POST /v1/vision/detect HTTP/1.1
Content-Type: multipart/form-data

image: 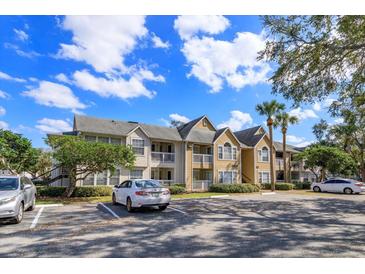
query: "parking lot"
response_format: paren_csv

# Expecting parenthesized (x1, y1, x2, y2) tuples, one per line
(1, 192, 365, 257)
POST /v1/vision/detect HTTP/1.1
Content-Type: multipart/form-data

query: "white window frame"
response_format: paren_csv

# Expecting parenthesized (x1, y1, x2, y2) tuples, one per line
(218, 170, 238, 184)
(97, 136, 110, 143)
(218, 142, 238, 160)
(258, 147, 269, 162)
(129, 169, 143, 179)
(258, 171, 270, 184)
(131, 138, 145, 156)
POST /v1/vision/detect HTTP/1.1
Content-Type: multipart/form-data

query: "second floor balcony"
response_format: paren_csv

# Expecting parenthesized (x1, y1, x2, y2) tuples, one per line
(193, 153, 213, 164)
(151, 152, 175, 163)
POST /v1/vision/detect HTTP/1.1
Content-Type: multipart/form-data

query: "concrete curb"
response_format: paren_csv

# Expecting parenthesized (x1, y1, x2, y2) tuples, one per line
(36, 204, 63, 208)
(210, 195, 230, 198)
(261, 192, 276, 195)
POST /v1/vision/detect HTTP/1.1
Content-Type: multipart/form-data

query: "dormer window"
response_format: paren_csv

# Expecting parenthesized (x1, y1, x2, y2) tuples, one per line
(203, 119, 207, 127)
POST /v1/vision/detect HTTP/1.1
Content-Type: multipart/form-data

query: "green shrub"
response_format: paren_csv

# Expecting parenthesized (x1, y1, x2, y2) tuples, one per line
(262, 183, 294, 190)
(208, 183, 260, 193)
(293, 181, 311, 190)
(169, 185, 186, 194)
(36, 186, 113, 197)
(37, 186, 65, 197)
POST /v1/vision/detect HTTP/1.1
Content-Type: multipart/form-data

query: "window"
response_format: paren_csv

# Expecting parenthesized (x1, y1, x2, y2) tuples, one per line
(96, 171, 108, 185)
(130, 169, 143, 179)
(218, 171, 237, 184)
(259, 147, 269, 162)
(219, 143, 237, 160)
(132, 139, 144, 155)
(259, 171, 270, 184)
(218, 146, 223, 159)
(109, 169, 121, 185)
(110, 138, 121, 145)
(151, 144, 156, 152)
(98, 137, 109, 143)
(203, 119, 207, 127)
(83, 173, 95, 185)
(85, 135, 96, 142)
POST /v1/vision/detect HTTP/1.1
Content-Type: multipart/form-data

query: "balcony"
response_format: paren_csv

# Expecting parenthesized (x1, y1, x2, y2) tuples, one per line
(193, 154, 213, 164)
(151, 152, 175, 163)
(192, 180, 212, 191)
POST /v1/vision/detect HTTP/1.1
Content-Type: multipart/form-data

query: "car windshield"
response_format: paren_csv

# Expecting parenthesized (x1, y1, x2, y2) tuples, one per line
(135, 180, 162, 188)
(0, 178, 19, 191)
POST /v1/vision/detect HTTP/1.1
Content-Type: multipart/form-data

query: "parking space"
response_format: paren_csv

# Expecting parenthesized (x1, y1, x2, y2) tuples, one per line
(1, 192, 365, 257)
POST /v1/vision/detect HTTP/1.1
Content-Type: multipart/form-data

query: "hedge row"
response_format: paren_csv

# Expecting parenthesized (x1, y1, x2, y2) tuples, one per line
(168, 185, 186, 194)
(37, 186, 113, 197)
(262, 183, 294, 190)
(292, 181, 311, 190)
(209, 183, 260, 193)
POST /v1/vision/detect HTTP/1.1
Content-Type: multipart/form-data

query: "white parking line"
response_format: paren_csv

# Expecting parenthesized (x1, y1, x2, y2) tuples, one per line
(98, 203, 120, 219)
(168, 206, 187, 215)
(36, 204, 63, 208)
(30, 206, 44, 229)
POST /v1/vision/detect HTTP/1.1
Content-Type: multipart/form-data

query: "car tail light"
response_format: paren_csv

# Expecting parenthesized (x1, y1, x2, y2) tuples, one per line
(355, 183, 364, 186)
(135, 191, 148, 196)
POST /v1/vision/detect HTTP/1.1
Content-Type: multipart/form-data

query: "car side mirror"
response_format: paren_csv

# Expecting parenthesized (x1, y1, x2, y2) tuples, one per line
(114, 185, 119, 188)
(24, 184, 32, 190)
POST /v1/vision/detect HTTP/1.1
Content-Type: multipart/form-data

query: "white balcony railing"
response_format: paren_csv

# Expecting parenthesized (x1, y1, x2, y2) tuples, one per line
(151, 152, 175, 163)
(276, 158, 284, 166)
(193, 154, 213, 164)
(192, 180, 212, 191)
(156, 179, 175, 186)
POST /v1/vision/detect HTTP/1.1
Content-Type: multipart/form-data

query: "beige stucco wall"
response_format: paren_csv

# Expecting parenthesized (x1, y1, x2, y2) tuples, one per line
(213, 130, 241, 184)
(195, 117, 215, 131)
(254, 135, 275, 183)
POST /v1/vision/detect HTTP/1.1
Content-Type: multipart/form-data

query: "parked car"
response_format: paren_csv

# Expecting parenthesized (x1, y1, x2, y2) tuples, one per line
(112, 179, 170, 212)
(0, 176, 37, 223)
(311, 178, 365, 194)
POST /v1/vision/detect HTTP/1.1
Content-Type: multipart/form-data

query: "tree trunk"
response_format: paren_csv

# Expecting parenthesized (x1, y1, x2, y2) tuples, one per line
(64, 169, 77, 198)
(320, 168, 326, 182)
(282, 128, 287, 184)
(268, 118, 275, 191)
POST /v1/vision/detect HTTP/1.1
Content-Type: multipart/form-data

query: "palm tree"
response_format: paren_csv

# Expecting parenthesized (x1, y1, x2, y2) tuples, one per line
(274, 112, 299, 184)
(256, 100, 285, 191)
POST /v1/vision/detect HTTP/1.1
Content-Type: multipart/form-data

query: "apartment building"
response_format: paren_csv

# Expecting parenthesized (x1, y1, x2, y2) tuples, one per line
(50, 114, 314, 191)
(51, 115, 243, 192)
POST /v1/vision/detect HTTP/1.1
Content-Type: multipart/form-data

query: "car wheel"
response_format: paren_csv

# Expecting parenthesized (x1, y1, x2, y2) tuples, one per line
(344, 187, 353, 194)
(27, 196, 36, 211)
(158, 205, 167, 211)
(313, 186, 321, 192)
(112, 193, 117, 205)
(126, 197, 134, 212)
(14, 203, 24, 224)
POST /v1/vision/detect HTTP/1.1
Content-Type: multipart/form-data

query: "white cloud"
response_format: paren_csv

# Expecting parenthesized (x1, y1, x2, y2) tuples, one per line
(57, 16, 147, 73)
(169, 113, 190, 124)
(151, 34, 170, 49)
(55, 73, 72, 84)
(22, 81, 87, 112)
(4, 43, 40, 59)
(0, 90, 10, 99)
(289, 107, 318, 121)
(312, 102, 321, 111)
(174, 15, 230, 40)
(0, 106, 6, 116)
(217, 110, 253, 131)
(36, 118, 72, 133)
(175, 16, 270, 93)
(286, 135, 305, 144)
(0, 121, 9, 129)
(295, 140, 314, 148)
(13, 28, 29, 41)
(323, 98, 336, 108)
(0, 70, 26, 83)
(72, 70, 159, 100)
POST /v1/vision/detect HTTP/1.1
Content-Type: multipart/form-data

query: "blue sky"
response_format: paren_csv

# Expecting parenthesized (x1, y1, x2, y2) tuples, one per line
(0, 15, 338, 148)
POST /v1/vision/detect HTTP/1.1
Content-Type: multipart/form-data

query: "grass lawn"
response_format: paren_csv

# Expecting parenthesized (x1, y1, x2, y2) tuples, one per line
(36, 191, 266, 205)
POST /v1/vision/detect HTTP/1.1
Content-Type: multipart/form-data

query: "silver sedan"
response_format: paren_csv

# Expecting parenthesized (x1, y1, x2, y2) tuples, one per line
(0, 176, 37, 223)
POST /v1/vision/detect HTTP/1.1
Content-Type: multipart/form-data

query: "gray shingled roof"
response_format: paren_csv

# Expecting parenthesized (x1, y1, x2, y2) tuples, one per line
(177, 115, 205, 140)
(185, 128, 216, 143)
(234, 126, 265, 147)
(274, 141, 300, 153)
(74, 115, 181, 141)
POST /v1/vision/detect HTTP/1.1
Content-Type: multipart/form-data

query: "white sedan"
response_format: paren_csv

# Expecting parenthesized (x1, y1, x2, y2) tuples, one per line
(311, 178, 365, 194)
(112, 179, 170, 212)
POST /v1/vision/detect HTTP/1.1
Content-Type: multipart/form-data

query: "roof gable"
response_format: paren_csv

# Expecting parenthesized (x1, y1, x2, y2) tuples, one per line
(177, 115, 216, 140)
(234, 126, 266, 147)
